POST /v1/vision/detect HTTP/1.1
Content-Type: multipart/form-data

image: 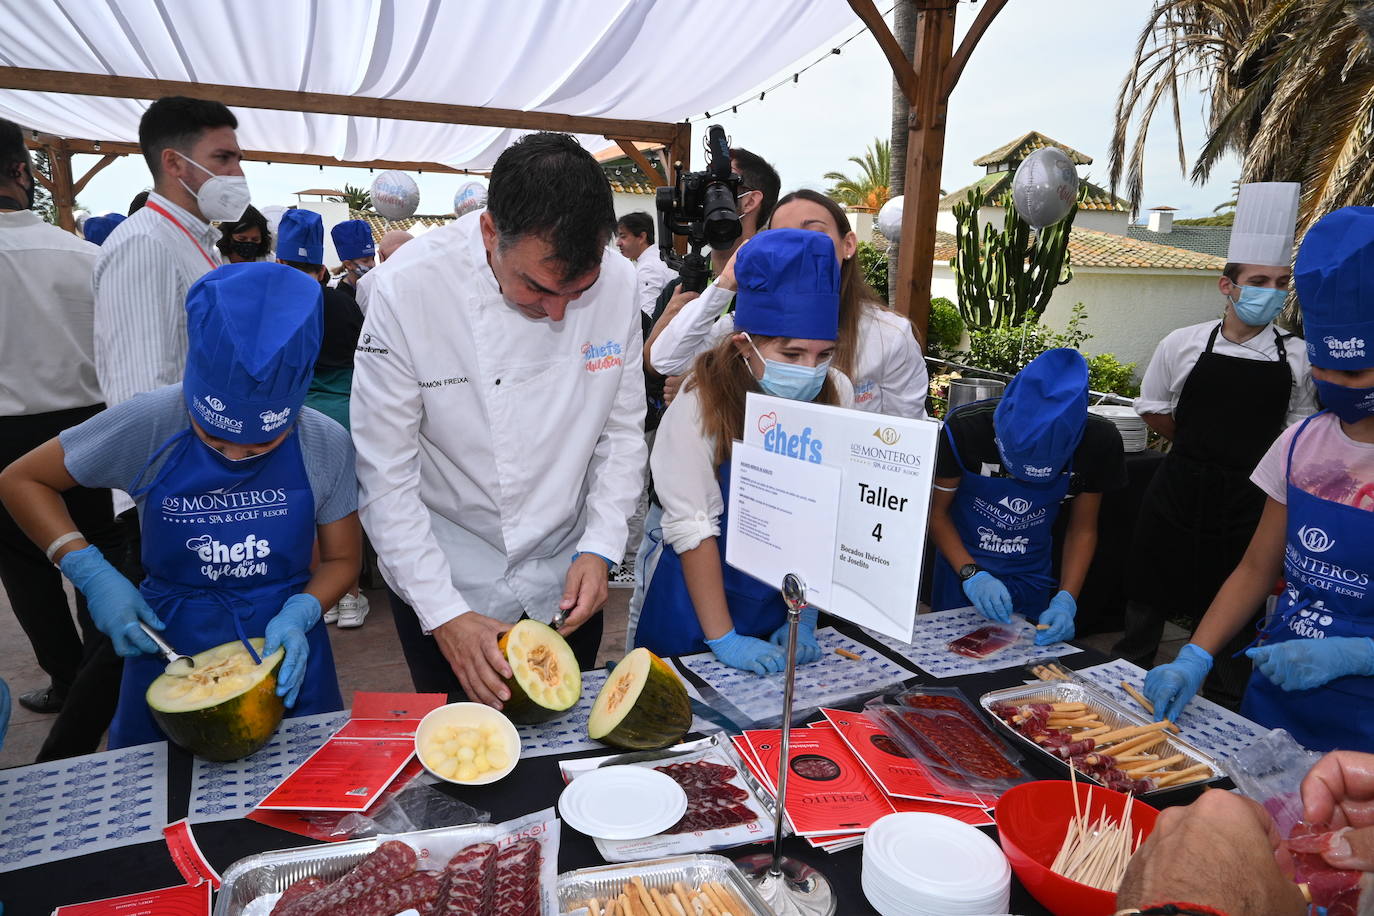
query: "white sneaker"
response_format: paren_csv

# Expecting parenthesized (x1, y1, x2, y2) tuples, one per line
(336, 592, 370, 628)
(323, 602, 340, 624)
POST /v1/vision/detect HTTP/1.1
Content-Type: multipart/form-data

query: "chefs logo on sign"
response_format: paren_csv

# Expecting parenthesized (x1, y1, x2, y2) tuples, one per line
(976, 526, 1029, 554)
(186, 533, 271, 580)
(757, 412, 823, 463)
(582, 340, 622, 373)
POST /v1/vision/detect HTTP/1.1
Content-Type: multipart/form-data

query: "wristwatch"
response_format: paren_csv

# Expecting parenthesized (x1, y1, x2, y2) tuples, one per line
(958, 563, 982, 581)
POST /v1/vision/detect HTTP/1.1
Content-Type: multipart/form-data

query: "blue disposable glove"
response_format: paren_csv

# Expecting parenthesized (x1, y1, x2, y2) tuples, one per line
(1246, 637, 1374, 692)
(264, 593, 321, 708)
(1143, 643, 1213, 723)
(706, 629, 786, 675)
(963, 570, 1013, 623)
(60, 545, 163, 657)
(0, 678, 10, 751)
(1035, 591, 1076, 645)
(769, 607, 822, 664)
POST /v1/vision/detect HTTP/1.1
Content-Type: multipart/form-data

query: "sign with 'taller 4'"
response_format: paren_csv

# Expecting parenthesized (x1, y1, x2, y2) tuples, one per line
(737, 392, 940, 642)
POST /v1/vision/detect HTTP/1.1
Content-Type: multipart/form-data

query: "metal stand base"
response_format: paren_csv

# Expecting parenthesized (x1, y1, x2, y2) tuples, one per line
(736, 853, 836, 916)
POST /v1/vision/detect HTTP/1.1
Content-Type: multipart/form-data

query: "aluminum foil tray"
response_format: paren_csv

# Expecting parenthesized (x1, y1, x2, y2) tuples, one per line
(558, 854, 771, 915)
(978, 681, 1224, 796)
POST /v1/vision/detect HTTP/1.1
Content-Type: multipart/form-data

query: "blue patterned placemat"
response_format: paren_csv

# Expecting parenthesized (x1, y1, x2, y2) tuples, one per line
(860, 606, 1081, 678)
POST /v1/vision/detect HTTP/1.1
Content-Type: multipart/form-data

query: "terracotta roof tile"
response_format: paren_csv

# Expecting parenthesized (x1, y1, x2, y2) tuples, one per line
(351, 210, 455, 240)
(932, 226, 1226, 272)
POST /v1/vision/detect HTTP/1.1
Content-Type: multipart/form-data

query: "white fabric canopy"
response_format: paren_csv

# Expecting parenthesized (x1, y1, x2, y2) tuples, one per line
(0, 0, 855, 168)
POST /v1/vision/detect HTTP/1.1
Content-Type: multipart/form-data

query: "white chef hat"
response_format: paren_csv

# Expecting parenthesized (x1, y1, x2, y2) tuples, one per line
(1227, 182, 1300, 267)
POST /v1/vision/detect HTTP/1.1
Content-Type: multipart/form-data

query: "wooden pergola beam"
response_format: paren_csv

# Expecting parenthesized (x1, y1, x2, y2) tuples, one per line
(848, 0, 919, 106)
(71, 153, 117, 196)
(943, 0, 1010, 98)
(613, 139, 667, 187)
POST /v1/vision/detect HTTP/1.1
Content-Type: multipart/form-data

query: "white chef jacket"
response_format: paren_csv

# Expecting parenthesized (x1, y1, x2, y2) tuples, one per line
(632, 245, 676, 318)
(1134, 318, 1317, 427)
(649, 281, 929, 419)
(351, 212, 648, 632)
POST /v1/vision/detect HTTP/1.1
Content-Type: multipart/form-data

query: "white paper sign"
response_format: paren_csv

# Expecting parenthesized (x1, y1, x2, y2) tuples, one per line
(742, 392, 940, 640)
(725, 440, 842, 609)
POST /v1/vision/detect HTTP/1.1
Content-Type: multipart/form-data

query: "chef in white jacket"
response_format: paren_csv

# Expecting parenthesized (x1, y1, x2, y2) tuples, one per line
(351, 133, 646, 708)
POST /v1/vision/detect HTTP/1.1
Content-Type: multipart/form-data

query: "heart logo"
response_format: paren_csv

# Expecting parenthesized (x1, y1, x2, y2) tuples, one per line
(757, 412, 777, 434)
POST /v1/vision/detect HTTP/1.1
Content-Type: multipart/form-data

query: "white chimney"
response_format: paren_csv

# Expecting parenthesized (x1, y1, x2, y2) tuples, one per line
(1147, 206, 1175, 233)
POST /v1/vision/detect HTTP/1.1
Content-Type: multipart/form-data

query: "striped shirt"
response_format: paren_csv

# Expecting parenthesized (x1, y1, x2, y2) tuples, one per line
(91, 191, 222, 407)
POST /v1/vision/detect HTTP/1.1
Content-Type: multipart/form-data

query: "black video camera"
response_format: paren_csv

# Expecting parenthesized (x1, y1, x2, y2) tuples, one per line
(656, 124, 742, 293)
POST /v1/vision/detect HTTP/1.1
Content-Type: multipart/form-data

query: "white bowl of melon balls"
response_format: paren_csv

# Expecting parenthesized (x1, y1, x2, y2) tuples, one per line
(415, 702, 521, 785)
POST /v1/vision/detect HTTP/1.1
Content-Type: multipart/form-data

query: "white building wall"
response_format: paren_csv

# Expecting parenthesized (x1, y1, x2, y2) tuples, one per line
(613, 192, 656, 222)
(936, 205, 1129, 237)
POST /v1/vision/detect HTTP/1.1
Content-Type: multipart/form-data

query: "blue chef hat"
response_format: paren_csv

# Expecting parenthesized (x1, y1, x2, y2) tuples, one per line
(1295, 206, 1374, 370)
(733, 228, 840, 341)
(993, 347, 1089, 484)
(182, 262, 323, 444)
(83, 213, 125, 246)
(276, 209, 324, 265)
(331, 219, 375, 261)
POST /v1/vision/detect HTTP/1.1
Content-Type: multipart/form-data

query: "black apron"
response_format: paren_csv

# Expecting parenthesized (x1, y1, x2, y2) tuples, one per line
(1129, 323, 1293, 616)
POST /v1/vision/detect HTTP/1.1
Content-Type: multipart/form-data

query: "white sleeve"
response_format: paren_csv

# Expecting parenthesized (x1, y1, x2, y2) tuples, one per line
(649, 281, 735, 376)
(874, 311, 929, 419)
(652, 389, 723, 553)
(1288, 347, 1318, 425)
(92, 236, 185, 406)
(576, 289, 650, 563)
(634, 261, 662, 318)
(355, 273, 373, 315)
(350, 289, 471, 632)
(1134, 330, 1184, 417)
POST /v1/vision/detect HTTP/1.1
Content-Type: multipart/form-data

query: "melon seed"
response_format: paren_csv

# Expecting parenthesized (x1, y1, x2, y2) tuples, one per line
(527, 645, 561, 687)
(607, 674, 631, 712)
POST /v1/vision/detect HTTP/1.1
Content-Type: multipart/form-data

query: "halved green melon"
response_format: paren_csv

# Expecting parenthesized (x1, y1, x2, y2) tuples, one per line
(146, 638, 285, 761)
(497, 620, 582, 724)
(588, 648, 692, 750)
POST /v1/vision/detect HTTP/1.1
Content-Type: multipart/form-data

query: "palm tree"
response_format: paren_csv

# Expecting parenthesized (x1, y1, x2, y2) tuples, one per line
(332, 183, 374, 212)
(1109, 1, 1374, 236)
(825, 138, 892, 212)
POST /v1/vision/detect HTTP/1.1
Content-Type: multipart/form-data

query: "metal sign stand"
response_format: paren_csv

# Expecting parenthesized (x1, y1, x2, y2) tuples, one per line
(735, 573, 836, 916)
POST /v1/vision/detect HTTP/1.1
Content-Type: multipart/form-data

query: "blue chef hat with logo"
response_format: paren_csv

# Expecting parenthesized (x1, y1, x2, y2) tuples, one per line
(1295, 206, 1374, 370)
(993, 347, 1089, 484)
(183, 262, 323, 444)
(331, 219, 376, 261)
(276, 209, 324, 265)
(733, 228, 840, 341)
(83, 213, 125, 246)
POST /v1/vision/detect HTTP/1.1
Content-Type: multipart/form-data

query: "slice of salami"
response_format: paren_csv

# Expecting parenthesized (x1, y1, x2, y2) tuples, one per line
(271, 877, 326, 915)
(278, 840, 417, 916)
(329, 871, 440, 916)
(491, 839, 541, 916)
(438, 842, 497, 916)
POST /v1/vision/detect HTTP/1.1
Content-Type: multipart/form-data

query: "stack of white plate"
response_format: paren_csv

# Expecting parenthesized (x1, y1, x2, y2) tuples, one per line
(1090, 404, 1149, 452)
(861, 813, 1011, 916)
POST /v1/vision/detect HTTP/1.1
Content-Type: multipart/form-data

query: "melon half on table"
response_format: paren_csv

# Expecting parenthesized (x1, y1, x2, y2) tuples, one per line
(145, 637, 285, 761)
(588, 648, 693, 750)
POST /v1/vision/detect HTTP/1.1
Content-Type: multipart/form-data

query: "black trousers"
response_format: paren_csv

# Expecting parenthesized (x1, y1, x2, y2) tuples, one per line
(387, 586, 604, 698)
(1112, 598, 1260, 712)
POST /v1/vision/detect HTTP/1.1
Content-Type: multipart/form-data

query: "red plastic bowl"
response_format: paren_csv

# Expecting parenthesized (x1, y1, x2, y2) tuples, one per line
(995, 780, 1160, 916)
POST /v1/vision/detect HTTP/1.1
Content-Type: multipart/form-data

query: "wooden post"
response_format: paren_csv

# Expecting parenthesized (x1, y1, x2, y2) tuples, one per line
(44, 144, 76, 232)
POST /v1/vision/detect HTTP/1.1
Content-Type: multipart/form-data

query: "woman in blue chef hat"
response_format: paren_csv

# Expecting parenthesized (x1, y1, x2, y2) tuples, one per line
(0, 262, 357, 748)
(1145, 207, 1374, 750)
(928, 348, 1127, 643)
(631, 229, 852, 674)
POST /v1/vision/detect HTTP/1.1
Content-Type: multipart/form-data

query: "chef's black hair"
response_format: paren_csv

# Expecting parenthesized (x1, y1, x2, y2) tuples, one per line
(487, 132, 613, 282)
(216, 205, 273, 259)
(617, 212, 655, 244)
(730, 147, 780, 229)
(139, 96, 238, 178)
(0, 117, 31, 186)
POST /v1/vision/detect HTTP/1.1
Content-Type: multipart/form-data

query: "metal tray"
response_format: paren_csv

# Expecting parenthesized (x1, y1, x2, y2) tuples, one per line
(558, 854, 771, 915)
(978, 681, 1224, 796)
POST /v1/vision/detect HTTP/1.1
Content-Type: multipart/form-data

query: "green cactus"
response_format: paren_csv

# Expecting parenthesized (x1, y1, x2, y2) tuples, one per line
(951, 184, 1080, 330)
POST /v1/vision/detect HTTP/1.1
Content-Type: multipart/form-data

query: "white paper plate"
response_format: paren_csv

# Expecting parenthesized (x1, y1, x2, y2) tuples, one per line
(558, 766, 689, 840)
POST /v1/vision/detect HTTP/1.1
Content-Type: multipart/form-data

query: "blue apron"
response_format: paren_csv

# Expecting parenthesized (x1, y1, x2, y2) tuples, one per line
(1242, 412, 1374, 752)
(931, 413, 1072, 620)
(109, 426, 342, 748)
(634, 461, 786, 657)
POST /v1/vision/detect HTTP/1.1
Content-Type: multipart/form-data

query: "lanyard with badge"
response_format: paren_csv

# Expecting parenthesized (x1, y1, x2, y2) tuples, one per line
(145, 201, 218, 269)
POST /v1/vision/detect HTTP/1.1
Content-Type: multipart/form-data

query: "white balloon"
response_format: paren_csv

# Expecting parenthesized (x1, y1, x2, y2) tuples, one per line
(453, 180, 488, 217)
(876, 195, 904, 241)
(372, 170, 420, 220)
(1011, 147, 1078, 229)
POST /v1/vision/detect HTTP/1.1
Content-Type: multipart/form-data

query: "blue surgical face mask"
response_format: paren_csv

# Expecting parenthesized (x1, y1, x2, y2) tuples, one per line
(1315, 378, 1374, 424)
(1230, 285, 1288, 326)
(744, 336, 830, 402)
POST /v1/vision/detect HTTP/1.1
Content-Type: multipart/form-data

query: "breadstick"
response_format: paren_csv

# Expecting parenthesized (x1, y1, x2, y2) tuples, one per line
(1155, 763, 1213, 787)
(1094, 721, 1172, 745)
(588, 898, 601, 916)
(693, 892, 721, 916)
(651, 887, 675, 916)
(605, 898, 618, 916)
(623, 888, 648, 916)
(703, 882, 735, 916)
(1123, 754, 1185, 775)
(1098, 732, 1164, 759)
(633, 877, 664, 916)
(710, 882, 749, 916)
(664, 889, 689, 916)
(1051, 702, 1087, 711)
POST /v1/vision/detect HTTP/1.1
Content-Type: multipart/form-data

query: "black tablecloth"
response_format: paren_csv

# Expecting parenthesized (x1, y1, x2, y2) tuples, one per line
(0, 637, 1213, 915)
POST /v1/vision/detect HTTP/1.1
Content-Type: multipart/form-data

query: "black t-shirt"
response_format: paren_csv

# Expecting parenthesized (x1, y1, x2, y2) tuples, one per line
(316, 284, 365, 370)
(935, 401, 1128, 496)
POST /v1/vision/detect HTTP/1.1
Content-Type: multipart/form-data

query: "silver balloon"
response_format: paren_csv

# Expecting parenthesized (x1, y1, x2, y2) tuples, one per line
(1011, 147, 1078, 230)
(372, 170, 420, 220)
(453, 180, 488, 217)
(875, 195, 904, 241)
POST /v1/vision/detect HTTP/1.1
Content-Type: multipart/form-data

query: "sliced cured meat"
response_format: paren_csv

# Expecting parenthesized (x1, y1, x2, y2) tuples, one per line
(902, 694, 971, 712)
(654, 760, 760, 834)
(1289, 822, 1369, 916)
(330, 871, 440, 916)
(906, 712, 1021, 780)
(271, 877, 325, 915)
(790, 754, 841, 781)
(277, 840, 417, 916)
(492, 839, 541, 916)
(947, 624, 1021, 659)
(435, 842, 497, 916)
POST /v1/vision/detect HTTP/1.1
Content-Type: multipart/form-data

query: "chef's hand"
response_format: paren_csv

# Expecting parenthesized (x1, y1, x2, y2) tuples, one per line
(963, 571, 1012, 623)
(1143, 642, 1213, 723)
(433, 612, 513, 709)
(663, 374, 684, 406)
(60, 545, 163, 657)
(558, 553, 609, 636)
(264, 594, 320, 708)
(1246, 637, 1374, 692)
(1035, 591, 1077, 645)
(769, 606, 822, 664)
(1304, 750, 1374, 831)
(707, 630, 786, 675)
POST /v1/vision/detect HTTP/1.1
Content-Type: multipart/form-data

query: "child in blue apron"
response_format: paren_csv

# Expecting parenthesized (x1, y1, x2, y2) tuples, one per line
(1145, 207, 1374, 750)
(929, 348, 1123, 647)
(0, 262, 359, 749)
(632, 229, 847, 674)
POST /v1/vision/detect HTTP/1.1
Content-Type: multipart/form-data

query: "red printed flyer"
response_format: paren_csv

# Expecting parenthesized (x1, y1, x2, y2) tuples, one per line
(163, 819, 220, 889)
(819, 708, 986, 808)
(256, 737, 415, 812)
(52, 881, 210, 915)
(744, 727, 895, 837)
(332, 691, 447, 738)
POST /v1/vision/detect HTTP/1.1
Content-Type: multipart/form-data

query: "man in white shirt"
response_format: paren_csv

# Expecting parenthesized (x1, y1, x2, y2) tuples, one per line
(352, 133, 646, 707)
(0, 118, 123, 756)
(616, 212, 675, 319)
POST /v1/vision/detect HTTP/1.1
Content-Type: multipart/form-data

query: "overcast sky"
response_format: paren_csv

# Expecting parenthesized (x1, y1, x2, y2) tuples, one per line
(69, 1, 1238, 222)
